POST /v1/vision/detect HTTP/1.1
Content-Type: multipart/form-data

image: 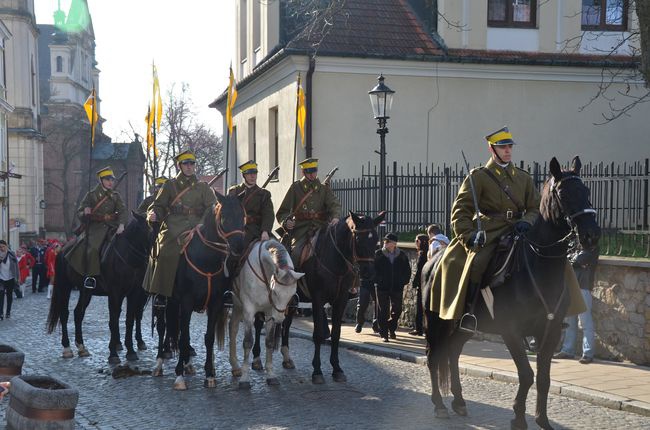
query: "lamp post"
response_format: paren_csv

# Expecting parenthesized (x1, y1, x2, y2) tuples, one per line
(368, 74, 394, 225)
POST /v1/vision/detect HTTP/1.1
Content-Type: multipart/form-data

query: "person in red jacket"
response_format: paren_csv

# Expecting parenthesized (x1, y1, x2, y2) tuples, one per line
(45, 241, 61, 299)
(17, 246, 34, 287)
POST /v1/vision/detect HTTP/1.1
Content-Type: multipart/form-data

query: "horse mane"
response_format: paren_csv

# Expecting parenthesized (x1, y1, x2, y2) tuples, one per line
(263, 240, 292, 270)
(539, 171, 575, 224)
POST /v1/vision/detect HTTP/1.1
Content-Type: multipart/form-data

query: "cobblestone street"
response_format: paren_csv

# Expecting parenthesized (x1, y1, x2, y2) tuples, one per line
(1, 291, 649, 429)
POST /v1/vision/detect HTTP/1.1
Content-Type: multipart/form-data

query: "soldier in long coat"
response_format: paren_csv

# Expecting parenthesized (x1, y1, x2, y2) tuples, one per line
(143, 151, 216, 308)
(66, 167, 127, 279)
(227, 160, 274, 245)
(431, 127, 540, 322)
(276, 158, 341, 267)
(136, 176, 167, 217)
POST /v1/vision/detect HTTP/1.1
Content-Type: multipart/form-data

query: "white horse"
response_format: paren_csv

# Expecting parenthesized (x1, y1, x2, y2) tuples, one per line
(228, 240, 304, 388)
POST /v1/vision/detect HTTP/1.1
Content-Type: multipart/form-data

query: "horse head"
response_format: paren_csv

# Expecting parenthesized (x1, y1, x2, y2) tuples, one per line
(129, 210, 154, 249)
(213, 192, 246, 257)
(346, 210, 385, 279)
(546, 156, 601, 249)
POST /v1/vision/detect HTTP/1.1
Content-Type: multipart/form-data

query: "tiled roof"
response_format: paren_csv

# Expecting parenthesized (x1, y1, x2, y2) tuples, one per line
(285, 0, 444, 58)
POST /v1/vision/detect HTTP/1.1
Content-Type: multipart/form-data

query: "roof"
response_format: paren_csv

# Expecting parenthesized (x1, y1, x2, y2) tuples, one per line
(445, 49, 638, 68)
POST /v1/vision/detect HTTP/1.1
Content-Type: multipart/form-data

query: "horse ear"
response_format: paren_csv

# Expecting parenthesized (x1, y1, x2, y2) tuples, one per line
(349, 211, 362, 226)
(373, 211, 386, 227)
(549, 157, 562, 181)
(289, 270, 305, 281)
(571, 156, 582, 175)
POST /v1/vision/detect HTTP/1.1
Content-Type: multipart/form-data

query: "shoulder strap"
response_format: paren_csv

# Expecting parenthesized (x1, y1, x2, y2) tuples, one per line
(482, 168, 524, 212)
(170, 181, 195, 207)
(242, 186, 261, 207)
(91, 193, 110, 214)
(293, 185, 316, 214)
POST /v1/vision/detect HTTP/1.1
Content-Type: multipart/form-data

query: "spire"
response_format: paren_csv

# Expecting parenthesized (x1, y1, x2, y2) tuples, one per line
(64, 0, 91, 33)
(53, 0, 66, 28)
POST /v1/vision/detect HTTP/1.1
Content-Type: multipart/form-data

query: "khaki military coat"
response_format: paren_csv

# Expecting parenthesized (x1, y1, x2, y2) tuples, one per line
(143, 173, 216, 297)
(227, 183, 274, 244)
(66, 184, 127, 276)
(431, 158, 540, 320)
(276, 177, 341, 244)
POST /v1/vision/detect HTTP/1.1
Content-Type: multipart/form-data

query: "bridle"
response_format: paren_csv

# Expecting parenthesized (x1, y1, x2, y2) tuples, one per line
(246, 241, 295, 313)
(181, 202, 245, 311)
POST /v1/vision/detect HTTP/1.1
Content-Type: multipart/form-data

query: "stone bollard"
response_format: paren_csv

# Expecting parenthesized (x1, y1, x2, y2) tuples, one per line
(0, 344, 24, 382)
(6, 375, 79, 430)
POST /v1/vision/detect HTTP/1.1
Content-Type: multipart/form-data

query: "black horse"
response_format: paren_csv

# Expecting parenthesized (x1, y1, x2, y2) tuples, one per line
(423, 156, 600, 430)
(152, 194, 245, 390)
(46, 211, 154, 363)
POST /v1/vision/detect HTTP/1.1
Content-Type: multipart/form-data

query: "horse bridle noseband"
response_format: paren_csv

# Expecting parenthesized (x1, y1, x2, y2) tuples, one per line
(245, 240, 295, 314)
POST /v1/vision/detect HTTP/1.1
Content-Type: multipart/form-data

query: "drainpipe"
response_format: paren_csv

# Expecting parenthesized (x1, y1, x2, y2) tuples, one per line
(305, 56, 315, 157)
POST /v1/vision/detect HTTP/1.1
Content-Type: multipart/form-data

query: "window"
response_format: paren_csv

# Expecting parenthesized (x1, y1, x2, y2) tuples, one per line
(488, 0, 536, 28)
(248, 117, 256, 161)
(239, 0, 248, 65)
(269, 107, 278, 173)
(582, 0, 627, 31)
(56, 56, 63, 73)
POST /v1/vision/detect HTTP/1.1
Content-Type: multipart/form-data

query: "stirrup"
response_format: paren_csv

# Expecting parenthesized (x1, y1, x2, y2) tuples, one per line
(153, 295, 167, 309)
(458, 312, 477, 335)
(83, 277, 96, 289)
(223, 290, 234, 308)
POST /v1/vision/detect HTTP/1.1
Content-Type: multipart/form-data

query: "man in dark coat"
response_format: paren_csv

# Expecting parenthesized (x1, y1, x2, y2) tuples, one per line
(374, 232, 412, 342)
(29, 239, 48, 293)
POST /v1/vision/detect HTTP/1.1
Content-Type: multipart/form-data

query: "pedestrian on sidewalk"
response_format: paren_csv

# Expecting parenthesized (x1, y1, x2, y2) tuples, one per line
(426, 224, 449, 260)
(355, 277, 379, 334)
(0, 240, 20, 320)
(409, 233, 429, 336)
(17, 245, 33, 297)
(374, 233, 411, 342)
(29, 239, 48, 293)
(45, 241, 62, 299)
(554, 242, 599, 364)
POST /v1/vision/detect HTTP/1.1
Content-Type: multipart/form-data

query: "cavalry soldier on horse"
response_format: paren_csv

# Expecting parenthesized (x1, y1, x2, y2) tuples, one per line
(143, 150, 216, 308)
(276, 158, 341, 269)
(65, 166, 127, 287)
(431, 127, 540, 330)
(227, 160, 274, 244)
(136, 176, 168, 216)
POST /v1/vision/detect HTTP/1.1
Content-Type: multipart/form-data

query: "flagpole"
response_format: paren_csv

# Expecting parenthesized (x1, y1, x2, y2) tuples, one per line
(83, 87, 96, 275)
(292, 74, 301, 183)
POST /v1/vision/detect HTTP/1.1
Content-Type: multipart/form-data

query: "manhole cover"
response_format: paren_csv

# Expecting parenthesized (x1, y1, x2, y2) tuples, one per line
(302, 388, 365, 401)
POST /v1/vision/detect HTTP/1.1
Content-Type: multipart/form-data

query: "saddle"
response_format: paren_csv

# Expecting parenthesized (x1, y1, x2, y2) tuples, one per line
(481, 233, 523, 290)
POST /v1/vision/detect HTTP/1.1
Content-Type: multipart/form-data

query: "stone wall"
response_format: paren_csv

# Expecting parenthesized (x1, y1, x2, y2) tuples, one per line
(350, 244, 650, 366)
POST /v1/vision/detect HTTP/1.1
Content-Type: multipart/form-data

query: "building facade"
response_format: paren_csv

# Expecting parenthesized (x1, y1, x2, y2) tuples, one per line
(0, 0, 45, 242)
(0, 19, 15, 246)
(211, 0, 649, 218)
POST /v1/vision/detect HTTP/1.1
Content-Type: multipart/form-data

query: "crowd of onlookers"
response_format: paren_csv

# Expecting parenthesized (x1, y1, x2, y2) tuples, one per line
(0, 238, 64, 321)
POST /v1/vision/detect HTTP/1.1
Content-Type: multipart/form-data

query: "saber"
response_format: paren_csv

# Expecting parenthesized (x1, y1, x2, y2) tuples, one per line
(460, 151, 485, 248)
(323, 166, 339, 186)
(261, 166, 280, 189)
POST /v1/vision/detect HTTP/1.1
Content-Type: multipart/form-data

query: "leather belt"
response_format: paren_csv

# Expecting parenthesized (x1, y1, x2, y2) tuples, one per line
(482, 210, 523, 220)
(170, 206, 202, 216)
(294, 212, 327, 221)
(89, 213, 117, 222)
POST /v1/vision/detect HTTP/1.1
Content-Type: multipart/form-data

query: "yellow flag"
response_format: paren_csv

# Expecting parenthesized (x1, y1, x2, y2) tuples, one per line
(153, 64, 163, 131)
(297, 76, 307, 147)
(226, 65, 238, 137)
(83, 88, 99, 146)
(145, 104, 158, 157)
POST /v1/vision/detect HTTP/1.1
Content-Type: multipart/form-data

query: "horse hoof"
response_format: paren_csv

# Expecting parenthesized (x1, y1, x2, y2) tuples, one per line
(189, 347, 197, 357)
(266, 377, 280, 386)
(137, 341, 147, 351)
(332, 371, 347, 383)
(108, 356, 121, 365)
(452, 404, 468, 417)
(184, 364, 196, 376)
(231, 368, 242, 377)
(152, 367, 163, 377)
(162, 351, 173, 360)
(116, 343, 124, 351)
(251, 360, 263, 371)
(78, 348, 90, 358)
(173, 376, 187, 391)
(238, 381, 251, 390)
(535, 417, 553, 430)
(312, 374, 325, 385)
(62, 348, 73, 359)
(434, 407, 450, 419)
(204, 377, 217, 388)
(282, 359, 295, 370)
(126, 352, 139, 361)
(511, 418, 528, 430)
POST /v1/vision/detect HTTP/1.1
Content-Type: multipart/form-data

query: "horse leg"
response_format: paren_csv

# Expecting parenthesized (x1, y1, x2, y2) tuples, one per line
(134, 288, 147, 350)
(152, 305, 166, 377)
(330, 299, 347, 382)
(59, 282, 73, 358)
(74, 289, 92, 357)
(264, 321, 280, 386)
(534, 328, 562, 430)
(107, 295, 123, 364)
(173, 297, 192, 390)
(311, 303, 325, 384)
(124, 293, 139, 361)
(251, 312, 264, 371)
(239, 319, 254, 389)
(228, 307, 243, 377)
(449, 330, 472, 416)
(503, 332, 535, 430)
(204, 302, 218, 388)
(162, 300, 179, 359)
(424, 311, 449, 418)
(281, 311, 295, 369)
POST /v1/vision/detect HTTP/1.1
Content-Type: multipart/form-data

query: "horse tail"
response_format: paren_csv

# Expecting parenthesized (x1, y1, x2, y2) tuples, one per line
(425, 310, 452, 395)
(437, 330, 451, 395)
(215, 307, 228, 350)
(46, 253, 69, 334)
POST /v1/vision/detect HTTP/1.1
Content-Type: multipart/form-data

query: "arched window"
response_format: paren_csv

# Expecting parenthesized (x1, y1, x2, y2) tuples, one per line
(56, 56, 63, 73)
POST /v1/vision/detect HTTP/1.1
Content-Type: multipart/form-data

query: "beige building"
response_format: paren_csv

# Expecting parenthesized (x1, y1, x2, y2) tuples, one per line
(0, 19, 15, 246)
(211, 0, 649, 209)
(0, 0, 44, 241)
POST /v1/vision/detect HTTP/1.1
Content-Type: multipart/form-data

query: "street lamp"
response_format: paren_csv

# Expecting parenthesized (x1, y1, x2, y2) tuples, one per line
(368, 74, 394, 223)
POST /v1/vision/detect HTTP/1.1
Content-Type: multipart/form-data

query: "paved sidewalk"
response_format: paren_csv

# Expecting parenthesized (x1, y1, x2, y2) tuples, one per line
(291, 317, 650, 417)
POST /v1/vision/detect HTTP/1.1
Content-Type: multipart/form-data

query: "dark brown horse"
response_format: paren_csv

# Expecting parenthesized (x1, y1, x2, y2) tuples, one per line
(423, 156, 600, 429)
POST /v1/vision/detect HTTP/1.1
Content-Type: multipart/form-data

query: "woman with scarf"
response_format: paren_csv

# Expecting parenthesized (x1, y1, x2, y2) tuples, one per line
(0, 240, 19, 320)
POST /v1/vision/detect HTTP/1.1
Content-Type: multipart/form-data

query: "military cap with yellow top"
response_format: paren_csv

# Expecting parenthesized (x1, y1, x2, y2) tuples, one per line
(96, 166, 115, 180)
(485, 126, 516, 146)
(299, 158, 318, 173)
(154, 176, 168, 186)
(175, 150, 197, 164)
(238, 160, 258, 174)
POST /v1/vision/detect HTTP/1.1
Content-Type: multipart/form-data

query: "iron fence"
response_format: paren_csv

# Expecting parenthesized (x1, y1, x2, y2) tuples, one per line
(330, 159, 650, 258)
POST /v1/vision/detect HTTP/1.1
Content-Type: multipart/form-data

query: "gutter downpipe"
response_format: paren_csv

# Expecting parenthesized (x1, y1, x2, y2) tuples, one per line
(305, 56, 315, 158)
